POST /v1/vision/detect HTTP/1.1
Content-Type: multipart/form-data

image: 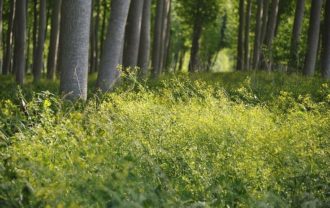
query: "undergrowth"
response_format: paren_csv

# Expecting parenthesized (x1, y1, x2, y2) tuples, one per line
(0, 72, 329, 207)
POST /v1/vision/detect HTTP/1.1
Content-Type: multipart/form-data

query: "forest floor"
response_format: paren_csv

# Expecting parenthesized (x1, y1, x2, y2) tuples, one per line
(0, 72, 329, 207)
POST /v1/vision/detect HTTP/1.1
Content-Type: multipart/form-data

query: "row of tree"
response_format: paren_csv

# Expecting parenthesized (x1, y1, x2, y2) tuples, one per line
(236, 0, 330, 78)
(0, 0, 329, 100)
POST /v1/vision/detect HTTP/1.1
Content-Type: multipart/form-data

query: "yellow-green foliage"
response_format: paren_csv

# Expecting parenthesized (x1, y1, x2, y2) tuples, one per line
(0, 73, 329, 207)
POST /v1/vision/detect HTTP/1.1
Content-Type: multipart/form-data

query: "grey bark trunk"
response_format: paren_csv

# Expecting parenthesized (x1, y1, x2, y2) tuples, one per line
(137, 0, 152, 77)
(236, 0, 245, 71)
(14, 0, 27, 85)
(123, 0, 144, 68)
(2, 0, 15, 75)
(264, 0, 279, 71)
(289, 0, 306, 71)
(0, 0, 3, 72)
(159, 0, 171, 72)
(322, 0, 330, 78)
(151, 0, 164, 78)
(252, 0, 263, 70)
(303, 0, 323, 76)
(47, 0, 62, 80)
(59, 0, 92, 100)
(33, 0, 47, 82)
(189, 18, 202, 72)
(96, 0, 131, 92)
(244, 0, 252, 70)
(260, 0, 270, 44)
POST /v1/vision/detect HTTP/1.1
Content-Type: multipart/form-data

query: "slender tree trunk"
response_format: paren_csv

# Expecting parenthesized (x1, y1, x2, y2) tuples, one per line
(260, 0, 270, 44)
(188, 18, 202, 72)
(33, 0, 46, 82)
(159, 0, 171, 72)
(137, 0, 152, 77)
(236, 0, 245, 71)
(322, 0, 330, 78)
(151, 0, 164, 78)
(93, 0, 101, 72)
(2, 0, 16, 75)
(264, 0, 279, 71)
(252, 0, 263, 70)
(100, 0, 107, 57)
(163, 4, 172, 72)
(47, 0, 61, 80)
(96, 0, 131, 92)
(289, 0, 306, 71)
(14, 0, 27, 85)
(0, 0, 3, 72)
(123, 0, 144, 68)
(244, 0, 252, 70)
(32, 0, 38, 72)
(59, 0, 92, 100)
(303, 0, 323, 76)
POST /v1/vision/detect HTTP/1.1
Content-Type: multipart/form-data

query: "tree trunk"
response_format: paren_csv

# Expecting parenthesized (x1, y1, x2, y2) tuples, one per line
(47, 0, 61, 80)
(13, 0, 27, 85)
(123, 0, 144, 68)
(236, 0, 245, 71)
(96, 0, 131, 92)
(0, 0, 3, 72)
(260, 0, 270, 44)
(289, 0, 306, 71)
(100, 0, 108, 57)
(159, 0, 171, 73)
(252, 0, 263, 70)
(151, 0, 164, 78)
(303, 0, 323, 76)
(137, 0, 152, 77)
(188, 18, 202, 72)
(33, 0, 47, 82)
(59, 0, 92, 100)
(2, 0, 16, 75)
(244, 0, 252, 70)
(322, 0, 330, 78)
(264, 0, 279, 71)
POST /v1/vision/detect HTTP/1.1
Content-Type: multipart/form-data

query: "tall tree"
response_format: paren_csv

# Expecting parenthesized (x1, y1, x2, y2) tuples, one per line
(137, 0, 152, 77)
(13, 0, 27, 85)
(0, 0, 3, 71)
(303, 0, 323, 76)
(236, 0, 245, 71)
(252, 0, 264, 70)
(59, 0, 92, 100)
(263, 0, 279, 71)
(244, 0, 252, 70)
(123, 0, 144, 68)
(33, 0, 47, 82)
(289, 0, 306, 71)
(322, 0, 330, 78)
(96, 0, 131, 92)
(159, 0, 171, 72)
(151, 0, 164, 78)
(47, 0, 62, 80)
(2, 0, 16, 75)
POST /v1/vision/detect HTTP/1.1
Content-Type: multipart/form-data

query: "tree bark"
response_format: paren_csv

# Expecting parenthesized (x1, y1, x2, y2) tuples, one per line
(123, 0, 144, 68)
(303, 0, 323, 76)
(33, 0, 47, 82)
(252, 0, 263, 70)
(59, 0, 92, 100)
(260, 0, 270, 44)
(188, 18, 203, 72)
(289, 0, 306, 71)
(264, 0, 279, 71)
(137, 0, 152, 77)
(151, 0, 164, 78)
(159, 0, 171, 72)
(96, 0, 131, 92)
(13, 0, 27, 85)
(322, 0, 330, 78)
(244, 0, 252, 70)
(47, 0, 62, 80)
(2, 0, 16, 75)
(236, 0, 245, 71)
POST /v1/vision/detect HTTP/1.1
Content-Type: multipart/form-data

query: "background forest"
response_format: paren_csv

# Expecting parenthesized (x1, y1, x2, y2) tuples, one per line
(0, 0, 329, 207)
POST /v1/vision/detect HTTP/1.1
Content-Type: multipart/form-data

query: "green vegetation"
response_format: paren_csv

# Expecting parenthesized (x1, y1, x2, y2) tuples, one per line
(1, 72, 329, 207)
